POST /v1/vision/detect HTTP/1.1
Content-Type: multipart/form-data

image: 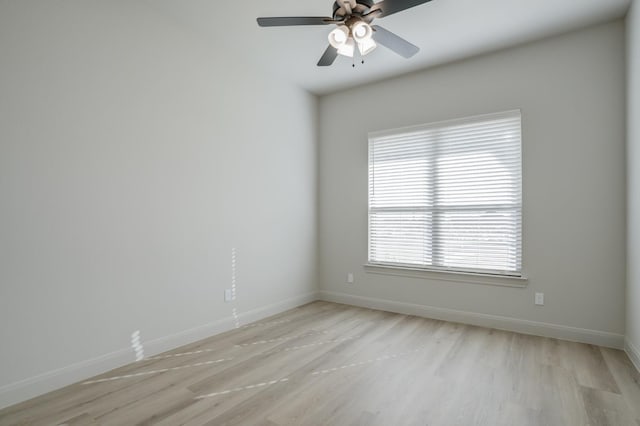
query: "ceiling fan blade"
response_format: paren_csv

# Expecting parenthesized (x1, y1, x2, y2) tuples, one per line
(317, 45, 339, 67)
(372, 25, 419, 58)
(371, 0, 433, 18)
(257, 17, 333, 27)
(362, 9, 383, 23)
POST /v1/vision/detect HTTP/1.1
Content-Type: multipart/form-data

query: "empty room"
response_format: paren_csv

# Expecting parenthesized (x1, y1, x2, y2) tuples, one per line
(1, 0, 639, 424)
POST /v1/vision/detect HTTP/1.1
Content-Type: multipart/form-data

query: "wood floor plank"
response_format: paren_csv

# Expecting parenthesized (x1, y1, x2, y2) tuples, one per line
(581, 386, 638, 426)
(1, 301, 638, 426)
(601, 346, 640, 423)
(557, 341, 621, 394)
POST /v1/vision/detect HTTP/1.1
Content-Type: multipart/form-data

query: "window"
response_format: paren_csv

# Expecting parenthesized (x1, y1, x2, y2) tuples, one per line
(368, 110, 522, 277)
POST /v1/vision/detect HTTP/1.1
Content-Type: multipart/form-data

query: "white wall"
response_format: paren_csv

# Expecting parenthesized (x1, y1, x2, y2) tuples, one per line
(319, 21, 626, 345)
(0, 0, 317, 408)
(627, 0, 640, 370)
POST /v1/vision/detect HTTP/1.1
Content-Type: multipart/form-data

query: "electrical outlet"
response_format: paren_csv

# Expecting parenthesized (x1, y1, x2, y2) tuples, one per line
(225, 289, 233, 302)
(347, 273, 354, 284)
(535, 292, 544, 306)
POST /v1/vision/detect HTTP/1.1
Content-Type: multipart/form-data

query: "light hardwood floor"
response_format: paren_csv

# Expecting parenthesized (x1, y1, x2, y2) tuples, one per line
(1, 301, 639, 425)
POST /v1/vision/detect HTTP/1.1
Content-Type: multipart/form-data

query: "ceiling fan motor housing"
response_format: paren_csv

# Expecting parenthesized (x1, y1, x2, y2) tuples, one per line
(332, 0, 375, 19)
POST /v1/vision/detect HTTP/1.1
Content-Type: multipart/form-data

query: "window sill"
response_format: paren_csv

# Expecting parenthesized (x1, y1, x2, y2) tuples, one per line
(363, 263, 528, 288)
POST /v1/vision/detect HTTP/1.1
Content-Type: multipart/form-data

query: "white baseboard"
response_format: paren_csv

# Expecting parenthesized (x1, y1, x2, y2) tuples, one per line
(625, 338, 640, 374)
(319, 291, 624, 349)
(0, 291, 318, 411)
(0, 347, 135, 413)
(142, 291, 318, 359)
(1, 289, 625, 411)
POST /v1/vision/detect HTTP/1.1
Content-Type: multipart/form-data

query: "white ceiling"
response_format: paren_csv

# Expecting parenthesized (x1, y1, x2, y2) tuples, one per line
(147, 0, 630, 95)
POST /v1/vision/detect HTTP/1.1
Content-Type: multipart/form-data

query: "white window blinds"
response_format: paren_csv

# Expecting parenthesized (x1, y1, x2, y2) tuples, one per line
(368, 110, 522, 276)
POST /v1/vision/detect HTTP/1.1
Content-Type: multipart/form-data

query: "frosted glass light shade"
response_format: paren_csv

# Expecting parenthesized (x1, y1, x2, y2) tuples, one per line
(337, 38, 355, 57)
(328, 26, 350, 49)
(358, 38, 377, 56)
(352, 21, 373, 43)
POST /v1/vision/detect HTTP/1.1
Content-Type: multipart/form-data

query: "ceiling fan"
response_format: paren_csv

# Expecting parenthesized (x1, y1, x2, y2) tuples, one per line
(257, 0, 433, 66)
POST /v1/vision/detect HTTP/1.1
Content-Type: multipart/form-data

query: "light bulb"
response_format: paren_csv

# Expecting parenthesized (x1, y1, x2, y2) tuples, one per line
(334, 29, 347, 44)
(328, 26, 350, 49)
(352, 21, 373, 43)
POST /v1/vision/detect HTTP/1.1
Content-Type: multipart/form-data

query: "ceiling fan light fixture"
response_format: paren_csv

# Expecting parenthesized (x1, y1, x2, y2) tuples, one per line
(352, 21, 373, 42)
(357, 38, 377, 56)
(257, 0, 432, 67)
(328, 25, 350, 49)
(337, 37, 355, 57)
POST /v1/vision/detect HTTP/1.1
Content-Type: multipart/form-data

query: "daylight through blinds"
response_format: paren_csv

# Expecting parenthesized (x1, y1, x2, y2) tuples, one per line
(368, 110, 522, 276)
